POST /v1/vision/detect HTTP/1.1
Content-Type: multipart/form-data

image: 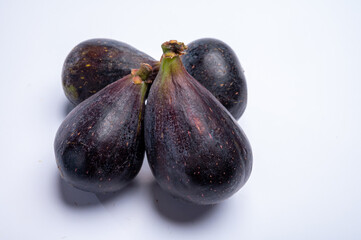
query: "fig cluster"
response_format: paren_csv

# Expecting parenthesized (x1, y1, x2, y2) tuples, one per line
(55, 39, 252, 205)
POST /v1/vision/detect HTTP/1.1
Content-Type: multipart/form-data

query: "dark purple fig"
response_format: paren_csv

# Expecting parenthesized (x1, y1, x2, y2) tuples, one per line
(62, 38, 158, 105)
(182, 38, 247, 119)
(55, 63, 153, 193)
(145, 41, 253, 205)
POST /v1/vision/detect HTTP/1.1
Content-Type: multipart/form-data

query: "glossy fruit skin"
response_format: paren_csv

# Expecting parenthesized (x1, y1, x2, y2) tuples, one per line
(145, 52, 252, 205)
(55, 74, 148, 193)
(182, 38, 247, 120)
(62, 38, 156, 105)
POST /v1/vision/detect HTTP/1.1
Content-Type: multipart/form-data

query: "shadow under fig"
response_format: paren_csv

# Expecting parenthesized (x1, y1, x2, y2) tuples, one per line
(149, 181, 217, 223)
(95, 181, 139, 204)
(57, 175, 139, 208)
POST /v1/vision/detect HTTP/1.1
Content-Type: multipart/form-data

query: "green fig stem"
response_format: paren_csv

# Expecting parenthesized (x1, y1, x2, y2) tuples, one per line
(161, 40, 187, 58)
(132, 63, 153, 84)
(158, 40, 189, 78)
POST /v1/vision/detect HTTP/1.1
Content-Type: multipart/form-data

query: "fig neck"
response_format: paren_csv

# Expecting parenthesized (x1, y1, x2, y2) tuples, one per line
(160, 40, 189, 79)
(161, 56, 187, 78)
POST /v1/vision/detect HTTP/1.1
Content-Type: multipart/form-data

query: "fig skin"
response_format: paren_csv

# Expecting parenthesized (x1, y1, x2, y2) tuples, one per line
(55, 65, 152, 193)
(62, 38, 157, 105)
(182, 38, 247, 119)
(145, 41, 253, 205)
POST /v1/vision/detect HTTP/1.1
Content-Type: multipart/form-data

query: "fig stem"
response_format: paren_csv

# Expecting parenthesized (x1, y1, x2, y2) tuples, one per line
(132, 63, 153, 84)
(161, 40, 187, 58)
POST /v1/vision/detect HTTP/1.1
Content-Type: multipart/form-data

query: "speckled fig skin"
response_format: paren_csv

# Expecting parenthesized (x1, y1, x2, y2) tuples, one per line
(62, 38, 157, 105)
(182, 38, 247, 119)
(145, 41, 252, 205)
(55, 64, 152, 193)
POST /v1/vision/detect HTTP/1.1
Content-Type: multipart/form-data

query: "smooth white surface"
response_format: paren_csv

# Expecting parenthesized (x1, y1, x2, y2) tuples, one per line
(1, 0, 361, 239)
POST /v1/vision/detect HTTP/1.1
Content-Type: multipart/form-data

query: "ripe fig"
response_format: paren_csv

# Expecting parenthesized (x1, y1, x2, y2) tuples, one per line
(55, 63, 153, 193)
(145, 41, 253, 205)
(62, 38, 158, 105)
(182, 38, 247, 119)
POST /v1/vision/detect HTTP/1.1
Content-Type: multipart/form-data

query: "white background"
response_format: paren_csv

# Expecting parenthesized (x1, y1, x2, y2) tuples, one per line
(1, 0, 360, 239)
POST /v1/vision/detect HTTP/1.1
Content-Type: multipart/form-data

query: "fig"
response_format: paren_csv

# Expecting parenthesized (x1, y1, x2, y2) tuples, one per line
(54, 63, 153, 193)
(145, 41, 253, 205)
(182, 38, 247, 119)
(62, 38, 158, 105)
